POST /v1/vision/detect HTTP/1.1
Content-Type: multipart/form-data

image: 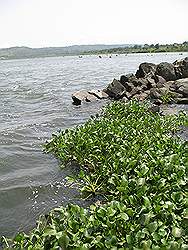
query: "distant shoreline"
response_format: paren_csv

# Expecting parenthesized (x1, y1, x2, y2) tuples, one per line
(0, 51, 188, 62)
(0, 42, 187, 61)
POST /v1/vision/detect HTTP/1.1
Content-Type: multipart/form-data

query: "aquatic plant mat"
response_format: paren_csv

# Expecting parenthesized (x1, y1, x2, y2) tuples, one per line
(3, 101, 188, 249)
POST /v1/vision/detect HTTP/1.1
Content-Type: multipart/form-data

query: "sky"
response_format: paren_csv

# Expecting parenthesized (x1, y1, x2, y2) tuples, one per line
(0, 0, 187, 48)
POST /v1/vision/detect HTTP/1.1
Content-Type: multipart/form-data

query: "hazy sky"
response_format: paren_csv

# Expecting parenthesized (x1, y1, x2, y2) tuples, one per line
(0, 0, 187, 48)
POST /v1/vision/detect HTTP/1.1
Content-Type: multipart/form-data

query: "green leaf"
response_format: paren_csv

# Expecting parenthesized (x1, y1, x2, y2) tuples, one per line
(148, 222, 158, 233)
(43, 227, 57, 237)
(172, 227, 182, 238)
(120, 213, 129, 221)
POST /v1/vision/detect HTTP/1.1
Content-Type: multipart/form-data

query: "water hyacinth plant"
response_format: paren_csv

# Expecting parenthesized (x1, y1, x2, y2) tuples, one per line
(2, 101, 188, 249)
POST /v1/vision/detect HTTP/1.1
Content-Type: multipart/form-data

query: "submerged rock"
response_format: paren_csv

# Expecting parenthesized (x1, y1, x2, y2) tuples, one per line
(72, 89, 109, 105)
(72, 90, 98, 105)
(88, 90, 109, 99)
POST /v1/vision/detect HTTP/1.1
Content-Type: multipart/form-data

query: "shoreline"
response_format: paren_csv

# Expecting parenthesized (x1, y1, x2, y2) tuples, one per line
(0, 50, 188, 62)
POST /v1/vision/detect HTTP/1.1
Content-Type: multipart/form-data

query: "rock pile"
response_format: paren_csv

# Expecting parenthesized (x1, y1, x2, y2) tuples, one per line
(72, 57, 188, 105)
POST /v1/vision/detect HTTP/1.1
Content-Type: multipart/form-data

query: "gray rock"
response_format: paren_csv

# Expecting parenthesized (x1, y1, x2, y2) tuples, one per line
(153, 75, 166, 87)
(88, 90, 109, 99)
(104, 78, 126, 99)
(120, 74, 135, 84)
(72, 90, 98, 105)
(146, 77, 156, 89)
(169, 78, 188, 97)
(149, 87, 170, 100)
(85, 94, 98, 102)
(126, 86, 141, 99)
(153, 99, 163, 106)
(148, 105, 160, 113)
(136, 62, 157, 78)
(120, 80, 133, 92)
(175, 98, 188, 104)
(173, 57, 188, 79)
(121, 96, 129, 103)
(149, 88, 163, 99)
(156, 62, 177, 81)
(120, 74, 139, 91)
(133, 92, 149, 101)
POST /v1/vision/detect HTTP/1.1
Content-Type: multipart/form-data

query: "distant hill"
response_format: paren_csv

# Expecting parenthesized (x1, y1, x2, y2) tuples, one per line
(0, 44, 134, 60)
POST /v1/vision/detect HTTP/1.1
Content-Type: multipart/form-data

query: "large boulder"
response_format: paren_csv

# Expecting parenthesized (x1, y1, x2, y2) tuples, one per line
(156, 62, 177, 81)
(136, 62, 157, 78)
(173, 57, 188, 79)
(104, 79, 126, 99)
(169, 78, 188, 97)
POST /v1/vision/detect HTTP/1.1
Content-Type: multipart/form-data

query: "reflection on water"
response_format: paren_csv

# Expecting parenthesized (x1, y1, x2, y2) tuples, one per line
(0, 52, 188, 237)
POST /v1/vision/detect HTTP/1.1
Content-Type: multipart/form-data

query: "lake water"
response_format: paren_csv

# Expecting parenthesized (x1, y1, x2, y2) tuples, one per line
(0, 52, 188, 238)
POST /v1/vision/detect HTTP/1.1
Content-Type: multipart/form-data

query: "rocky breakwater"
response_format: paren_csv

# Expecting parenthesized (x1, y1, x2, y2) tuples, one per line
(72, 57, 188, 106)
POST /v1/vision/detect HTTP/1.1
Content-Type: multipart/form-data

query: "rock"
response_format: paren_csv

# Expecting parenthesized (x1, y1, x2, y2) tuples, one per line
(119, 78, 133, 92)
(125, 86, 141, 99)
(153, 75, 166, 87)
(133, 92, 149, 101)
(156, 62, 177, 81)
(153, 99, 163, 106)
(121, 96, 129, 102)
(120, 74, 138, 91)
(72, 90, 98, 105)
(146, 77, 156, 89)
(149, 88, 163, 99)
(173, 57, 188, 78)
(136, 62, 157, 78)
(141, 84, 149, 91)
(175, 98, 188, 104)
(149, 87, 170, 99)
(88, 90, 109, 99)
(104, 79, 126, 99)
(148, 104, 160, 113)
(85, 94, 98, 102)
(120, 74, 135, 84)
(169, 78, 188, 97)
(132, 78, 146, 87)
(136, 78, 148, 87)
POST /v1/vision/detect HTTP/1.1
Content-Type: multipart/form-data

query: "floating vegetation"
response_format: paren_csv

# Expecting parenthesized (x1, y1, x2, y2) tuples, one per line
(2, 101, 188, 249)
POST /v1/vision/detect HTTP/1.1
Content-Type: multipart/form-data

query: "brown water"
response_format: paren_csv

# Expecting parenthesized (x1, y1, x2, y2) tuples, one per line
(0, 52, 188, 238)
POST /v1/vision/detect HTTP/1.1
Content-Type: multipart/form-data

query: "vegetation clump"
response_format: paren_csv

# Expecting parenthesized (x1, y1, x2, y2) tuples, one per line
(3, 101, 188, 249)
(86, 41, 188, 55)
